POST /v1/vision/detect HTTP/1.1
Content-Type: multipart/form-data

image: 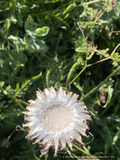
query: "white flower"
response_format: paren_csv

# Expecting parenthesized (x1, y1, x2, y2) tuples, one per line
(22, 86, 91, 157)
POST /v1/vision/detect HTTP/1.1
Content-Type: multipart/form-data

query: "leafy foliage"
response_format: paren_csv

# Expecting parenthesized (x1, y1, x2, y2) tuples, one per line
(0, 0, 120, 160)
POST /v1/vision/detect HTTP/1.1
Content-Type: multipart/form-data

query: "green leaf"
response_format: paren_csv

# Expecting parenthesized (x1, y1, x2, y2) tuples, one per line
(33, 0, 60, 3)
(4, 18, 11, 34)
(87, 50, 95, 60)
(29, 39, 49, 53)
(63, 3, 76, 15)
(25, 15, 37, 35)
(35, 27, 49, 37)
(3, 90, 7, 95)
(6, 85, 11, 91)
(66, 62, 81, 85)
(104, 127, 113, 154)
(112, 129, 120, 145)
(8, 35, 24, 44)
(17, 8, 23, 27)
(75, 47, 87, 53)
(43, 0, 60, 3)
(103, 85, 114, 108)
(73, 82, 83, 93)
(73, 144, 98, 160)
(0, 82, 4, 88)
(25, 31, 36, 38)
(15, 72, 42, 97)
(16, 83, 20, 91)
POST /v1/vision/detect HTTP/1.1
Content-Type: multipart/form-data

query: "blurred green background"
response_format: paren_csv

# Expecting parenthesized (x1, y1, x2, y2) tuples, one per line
(0, 0, 120, 160)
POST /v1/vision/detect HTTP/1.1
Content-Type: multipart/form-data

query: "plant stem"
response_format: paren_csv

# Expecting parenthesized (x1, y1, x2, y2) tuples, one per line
(80, 66, 120, 101)
(111, 43, 120, 56)
(69, 66, 87, 85)
(77, 22, 85, 39)
(0, 85, 26, 111)
(7, 93, 26, 111)
(86, 9, 105, 41)
(18, 100, 29, 106)
(69, 43, 120, 86)
(78, 0, 102, 7)
(69, 57, 110, 86)
(87, 57, 110, 67)
(73, 144, 99, 160)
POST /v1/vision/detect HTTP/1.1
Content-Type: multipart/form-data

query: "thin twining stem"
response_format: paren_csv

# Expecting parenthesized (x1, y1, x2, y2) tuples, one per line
(80, 66, 120, 101)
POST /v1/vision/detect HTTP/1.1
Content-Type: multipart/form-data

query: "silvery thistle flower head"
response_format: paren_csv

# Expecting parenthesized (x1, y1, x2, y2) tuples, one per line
(22, 86, 91, 157)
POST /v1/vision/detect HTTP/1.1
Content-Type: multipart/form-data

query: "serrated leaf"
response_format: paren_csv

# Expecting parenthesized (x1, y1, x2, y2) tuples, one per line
(35, 27, 49, 37)
(103, 85, 114, 108)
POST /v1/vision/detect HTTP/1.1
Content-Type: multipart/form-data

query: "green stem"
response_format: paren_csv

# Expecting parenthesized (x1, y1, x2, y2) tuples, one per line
(18, 100, 29, 106)
(111, 43, 120, 56)
(0, 85, 26, 111)
(69, 43, 120, 86)
(77, 22, 85, 39)
(73, 144, 99, 160)
(71, 152, 80, 160)
(69, 57, 110, 86)
(69, 66, 87, 85)
(7, 93, 26, 111)
(78, 0, 102, 7)
(87, 57, 110, 67)
(27, 141, 40, 160)
(80, 66, 120, 101)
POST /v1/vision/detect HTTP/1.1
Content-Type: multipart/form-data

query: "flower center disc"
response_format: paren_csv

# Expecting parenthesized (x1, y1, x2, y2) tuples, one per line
(43, 104, 73, 131)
